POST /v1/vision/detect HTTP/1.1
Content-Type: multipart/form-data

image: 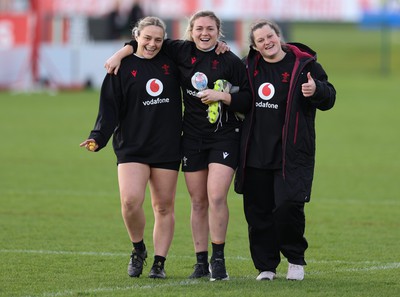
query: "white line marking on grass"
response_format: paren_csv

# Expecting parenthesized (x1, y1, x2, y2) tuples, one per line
(2, 189, 399, 205)
(326, 262, 400, 273)
(1, 188, 189, 199)
(0, 249, 249, 260)
(1, 189, 118, 198)
(0, 249, 126, 257)
(3, 249, 398, 297)
(313, 198, 400, 206)
(23, 280, 202, 297)
(22, 263, 400, 297)
(1, 249, 400, 268)
(307, 259, 399, 265)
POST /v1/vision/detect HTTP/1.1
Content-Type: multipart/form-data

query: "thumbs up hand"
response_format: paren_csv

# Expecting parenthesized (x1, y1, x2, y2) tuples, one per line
(301, 72, 316, 97)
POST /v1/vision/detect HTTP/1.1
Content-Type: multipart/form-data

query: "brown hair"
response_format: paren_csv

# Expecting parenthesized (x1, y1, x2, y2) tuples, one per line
(184, 10, 224, 41)
(249, 19, 286, 48)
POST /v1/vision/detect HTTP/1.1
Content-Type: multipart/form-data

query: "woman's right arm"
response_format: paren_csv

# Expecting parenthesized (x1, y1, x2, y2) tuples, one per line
(104, 44, 133, 74)
(81, 73, 122, 152)
(104, 39, 229, 74)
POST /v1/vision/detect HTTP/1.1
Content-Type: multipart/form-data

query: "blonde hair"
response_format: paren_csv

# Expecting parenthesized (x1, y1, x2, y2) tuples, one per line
(184, 10, 224, 41)
(132, 16, 167, 39)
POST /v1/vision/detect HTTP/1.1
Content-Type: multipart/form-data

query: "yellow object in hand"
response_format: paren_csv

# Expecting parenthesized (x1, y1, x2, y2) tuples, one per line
(208, 79, 232, 124)
(88, 142, 96, 151)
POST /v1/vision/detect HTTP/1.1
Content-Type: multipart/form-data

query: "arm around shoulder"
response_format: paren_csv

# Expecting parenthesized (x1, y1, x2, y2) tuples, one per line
(104, 44, 134, 75)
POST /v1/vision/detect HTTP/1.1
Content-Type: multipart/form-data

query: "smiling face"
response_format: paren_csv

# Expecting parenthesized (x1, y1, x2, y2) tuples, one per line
(135, 25, 164, 59)
(191, 16, 219, 51)
(252, 24, 285, 62)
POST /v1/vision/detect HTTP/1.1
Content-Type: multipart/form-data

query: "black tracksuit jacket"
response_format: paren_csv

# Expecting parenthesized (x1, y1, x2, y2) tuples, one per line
(234, 42, 336, 202)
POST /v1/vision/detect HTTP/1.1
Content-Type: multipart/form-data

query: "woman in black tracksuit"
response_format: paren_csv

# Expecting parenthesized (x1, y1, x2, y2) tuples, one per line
(234, 20, 336, 281)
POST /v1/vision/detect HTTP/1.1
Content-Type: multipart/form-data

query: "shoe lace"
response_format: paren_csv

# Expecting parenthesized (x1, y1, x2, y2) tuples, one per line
(289, 263, 302, 271)
(152, 264, 163, 273)
(211, 258, 225, 274)
(193, 263, 205, 272)
(213, 102, 223, 132)
(131, 252, 147, 268)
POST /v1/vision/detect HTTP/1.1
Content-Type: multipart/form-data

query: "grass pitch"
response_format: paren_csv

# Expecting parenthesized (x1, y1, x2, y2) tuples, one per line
(0, 23, 399, 297)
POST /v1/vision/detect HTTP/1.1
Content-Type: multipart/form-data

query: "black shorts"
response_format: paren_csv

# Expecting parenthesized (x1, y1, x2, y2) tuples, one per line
(181, 135, 239, 172)
(117, 160, 180, 171)
(151, 161, 181, 171)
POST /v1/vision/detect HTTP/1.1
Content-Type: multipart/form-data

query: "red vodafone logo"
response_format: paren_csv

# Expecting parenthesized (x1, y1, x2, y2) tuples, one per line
(146, 79, 163, 97)
(258, 82, 275, 100)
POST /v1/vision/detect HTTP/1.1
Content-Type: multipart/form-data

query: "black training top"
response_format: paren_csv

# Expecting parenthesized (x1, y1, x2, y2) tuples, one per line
(161, 39, 252, 140)
(88, 52, 182, 164)
(246, 51, 295, 169)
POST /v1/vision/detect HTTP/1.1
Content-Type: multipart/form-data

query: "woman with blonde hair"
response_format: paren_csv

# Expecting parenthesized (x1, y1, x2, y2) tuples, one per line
(105, 11, 251, 281)
(81, 16, 182, 279)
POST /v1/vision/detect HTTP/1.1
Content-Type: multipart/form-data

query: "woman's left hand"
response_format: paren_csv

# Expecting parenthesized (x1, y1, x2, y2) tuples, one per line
(301, 72, 316, 97)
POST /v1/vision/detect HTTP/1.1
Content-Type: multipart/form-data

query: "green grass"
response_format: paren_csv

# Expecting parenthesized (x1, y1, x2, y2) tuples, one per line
(1, 23, 399, 297)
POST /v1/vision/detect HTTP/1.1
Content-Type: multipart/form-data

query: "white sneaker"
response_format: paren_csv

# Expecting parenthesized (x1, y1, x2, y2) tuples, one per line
(256, 271, 276, 281)
(286, 263, 304, 281)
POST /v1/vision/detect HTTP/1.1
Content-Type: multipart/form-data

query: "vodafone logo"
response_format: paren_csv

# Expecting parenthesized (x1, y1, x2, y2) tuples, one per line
(146, 79, 163, 97)
(258, 82, 275, 100)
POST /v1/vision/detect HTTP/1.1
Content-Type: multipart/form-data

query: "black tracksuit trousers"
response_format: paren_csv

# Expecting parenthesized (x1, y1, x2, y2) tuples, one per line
(242, 167, 308, 273)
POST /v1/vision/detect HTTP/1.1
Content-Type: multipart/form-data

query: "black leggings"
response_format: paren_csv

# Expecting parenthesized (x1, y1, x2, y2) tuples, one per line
(242, 167, 308, 272)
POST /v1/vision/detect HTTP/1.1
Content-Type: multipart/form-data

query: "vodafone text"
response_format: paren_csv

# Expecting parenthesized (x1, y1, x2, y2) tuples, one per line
(142, 97, 170, 106)
(186, 89, 199, 97)
(256, 101, 279, 109)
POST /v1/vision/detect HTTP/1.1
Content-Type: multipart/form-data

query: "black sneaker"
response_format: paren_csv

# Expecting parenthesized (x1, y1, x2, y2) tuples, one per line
(209, 258, 229, 281)
(148, 261, 166, 279)
(127, 249, 147, 277)
(189, 263, 210, 279)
